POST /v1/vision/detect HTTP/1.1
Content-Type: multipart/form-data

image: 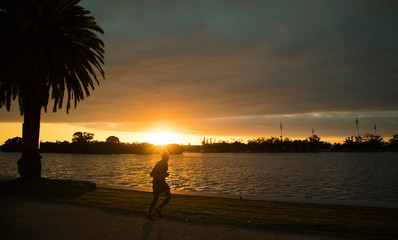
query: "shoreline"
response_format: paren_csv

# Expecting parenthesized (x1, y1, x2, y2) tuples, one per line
(2, 175, 397, 209)
(98, 183, 398, 209)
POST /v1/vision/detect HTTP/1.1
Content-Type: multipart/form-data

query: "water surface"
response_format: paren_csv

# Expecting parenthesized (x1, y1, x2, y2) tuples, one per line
(1, 152, 397, 207)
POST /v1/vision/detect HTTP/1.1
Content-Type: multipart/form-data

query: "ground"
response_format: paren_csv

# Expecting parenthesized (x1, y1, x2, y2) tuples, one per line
(0, 195, 354, 240)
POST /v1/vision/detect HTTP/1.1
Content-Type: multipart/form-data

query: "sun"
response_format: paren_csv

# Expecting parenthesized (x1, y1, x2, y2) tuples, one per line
(142, 132, 182, 145)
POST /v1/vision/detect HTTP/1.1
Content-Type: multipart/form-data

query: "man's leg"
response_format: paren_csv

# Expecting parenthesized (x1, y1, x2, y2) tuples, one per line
(148, 193, 159, 214)
(158, 189, 171, 210)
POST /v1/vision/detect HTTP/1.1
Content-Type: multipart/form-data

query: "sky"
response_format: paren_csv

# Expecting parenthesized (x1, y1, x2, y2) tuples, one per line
(1, 0, 398, 145)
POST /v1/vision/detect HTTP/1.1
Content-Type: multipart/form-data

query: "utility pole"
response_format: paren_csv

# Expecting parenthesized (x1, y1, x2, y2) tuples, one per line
(374, 123, 377, 136)
(355, 115, 360, 139)
(312, 127, 315, 136)
(280, 122, 283, 140)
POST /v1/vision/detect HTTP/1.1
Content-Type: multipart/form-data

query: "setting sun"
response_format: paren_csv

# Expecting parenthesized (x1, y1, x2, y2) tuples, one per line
(142, 132, 182, 145)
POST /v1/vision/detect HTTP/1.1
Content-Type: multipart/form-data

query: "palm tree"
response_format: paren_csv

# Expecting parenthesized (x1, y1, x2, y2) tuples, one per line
(0, 0, 105, 179)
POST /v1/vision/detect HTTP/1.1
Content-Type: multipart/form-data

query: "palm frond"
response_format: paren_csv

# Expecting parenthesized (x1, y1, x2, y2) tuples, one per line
(0, 0, 105, 114)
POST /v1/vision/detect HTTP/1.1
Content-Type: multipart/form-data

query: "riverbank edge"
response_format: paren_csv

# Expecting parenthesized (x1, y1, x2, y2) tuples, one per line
(2, 174, 397, 209)
(98, 183, 398, 209)
(1, 177, 398, 240)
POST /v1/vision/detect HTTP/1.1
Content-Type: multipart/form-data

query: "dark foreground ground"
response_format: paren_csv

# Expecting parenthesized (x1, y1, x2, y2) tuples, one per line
(1, 178, 397, 240)
(1, 195, 358, 240)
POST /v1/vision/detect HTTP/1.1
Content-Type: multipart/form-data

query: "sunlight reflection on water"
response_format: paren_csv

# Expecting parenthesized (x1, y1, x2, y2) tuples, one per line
(1, 152, 397, 204)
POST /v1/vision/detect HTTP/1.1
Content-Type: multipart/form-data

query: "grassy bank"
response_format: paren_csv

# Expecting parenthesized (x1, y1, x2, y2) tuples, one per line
(1, 178, 397, 239)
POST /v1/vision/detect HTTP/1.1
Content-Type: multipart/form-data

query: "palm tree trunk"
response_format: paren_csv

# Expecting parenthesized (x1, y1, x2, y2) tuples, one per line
(17, 104, 42, 180)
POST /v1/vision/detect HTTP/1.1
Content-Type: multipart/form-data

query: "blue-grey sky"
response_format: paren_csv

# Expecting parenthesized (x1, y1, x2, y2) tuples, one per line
(1, 0, 398, 143)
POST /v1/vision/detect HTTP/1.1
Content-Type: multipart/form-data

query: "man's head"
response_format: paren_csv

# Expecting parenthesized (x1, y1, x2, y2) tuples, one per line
(161, 151, 170, 161)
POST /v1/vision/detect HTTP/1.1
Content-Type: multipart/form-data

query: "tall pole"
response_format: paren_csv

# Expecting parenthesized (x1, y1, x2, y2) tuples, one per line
(280, 122, 283, 140)
(312, 127, 315, 136)
(374, 122, 377, 136)
(355, 115, 359, 139)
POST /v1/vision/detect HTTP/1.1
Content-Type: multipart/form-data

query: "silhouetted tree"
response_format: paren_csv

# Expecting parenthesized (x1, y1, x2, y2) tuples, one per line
(308, 135, 321, 143)
(389, 134, 398, 151)
(0, 137, 23, 152)
(390, 134, 398, 143)
(106, 136, 120, 144)
(0, 0, 104, 179)
(342, 133, 384, 152)
(72, 132, 94, 143)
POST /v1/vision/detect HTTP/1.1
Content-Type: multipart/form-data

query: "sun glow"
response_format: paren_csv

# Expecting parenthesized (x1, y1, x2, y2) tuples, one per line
(142, 132, 183, 145)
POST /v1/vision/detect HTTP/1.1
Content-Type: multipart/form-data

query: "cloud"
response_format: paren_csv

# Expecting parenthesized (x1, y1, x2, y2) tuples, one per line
(1, 0, 398, 140)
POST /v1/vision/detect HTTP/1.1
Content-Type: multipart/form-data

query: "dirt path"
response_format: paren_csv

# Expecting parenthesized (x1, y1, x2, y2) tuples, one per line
(0, 195, 354, 240)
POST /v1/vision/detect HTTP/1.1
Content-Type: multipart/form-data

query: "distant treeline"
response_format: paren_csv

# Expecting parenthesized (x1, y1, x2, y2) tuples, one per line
(199, 134, 398, 153)
(1, 132, 398, 154)
(331, 134, 398, 152)
(200, 135, 332, 153)
(0, 132, 184, 155)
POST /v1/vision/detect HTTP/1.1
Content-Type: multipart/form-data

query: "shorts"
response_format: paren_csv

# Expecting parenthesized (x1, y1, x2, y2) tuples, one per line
(152, 178, 170, 194)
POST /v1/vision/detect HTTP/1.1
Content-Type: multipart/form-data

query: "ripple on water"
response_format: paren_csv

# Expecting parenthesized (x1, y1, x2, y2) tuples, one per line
(1, 152, 398, 206)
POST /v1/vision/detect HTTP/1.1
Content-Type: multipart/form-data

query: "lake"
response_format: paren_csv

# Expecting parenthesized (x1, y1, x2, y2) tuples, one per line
(1, 152, 397, 207)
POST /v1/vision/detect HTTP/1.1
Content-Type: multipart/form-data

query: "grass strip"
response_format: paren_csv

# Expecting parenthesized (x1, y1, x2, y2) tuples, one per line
(1, 178, 397, 239)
